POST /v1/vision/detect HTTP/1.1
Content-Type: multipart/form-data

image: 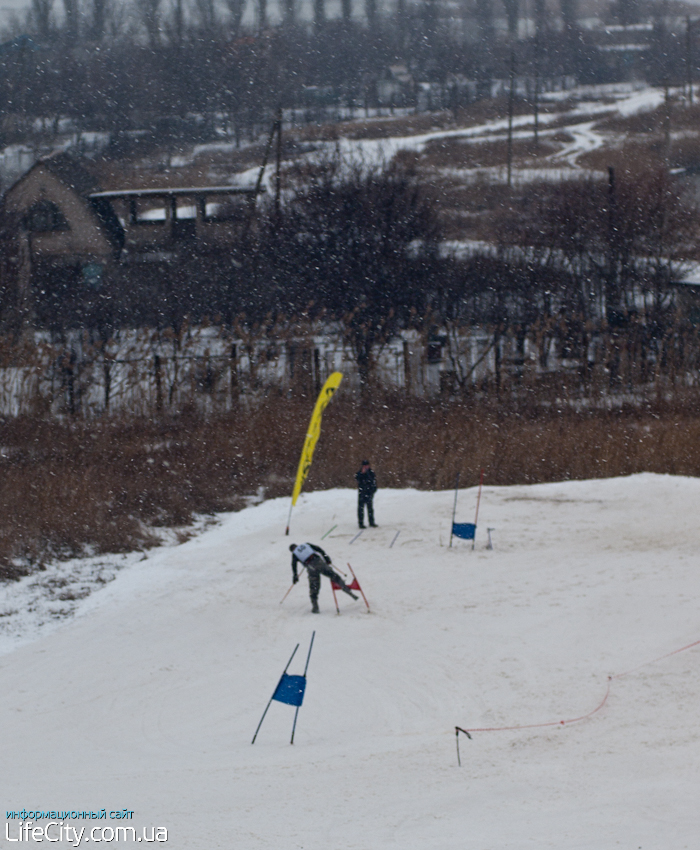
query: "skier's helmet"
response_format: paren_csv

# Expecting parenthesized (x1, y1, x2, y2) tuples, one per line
(289, 543, 297, 552)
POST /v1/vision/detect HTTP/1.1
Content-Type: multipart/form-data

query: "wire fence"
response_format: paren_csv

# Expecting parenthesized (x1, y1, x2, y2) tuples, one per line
(2, 320, 700, 418)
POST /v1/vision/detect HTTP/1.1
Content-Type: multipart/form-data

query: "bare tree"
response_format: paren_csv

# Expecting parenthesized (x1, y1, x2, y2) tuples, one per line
(560, 0, 577, 37)
(91, 0, 108, 40)
(225, 0, 246, 36)
(365, 0, 376, 29)
(194, 0, 216, 34)
(62, 0, 79, 38)
(32, 0, 53, 40)
(256, 0, 267, 31)
(137, 0, 162, 47)
(474, 0, 494, 41)
(314, 0, 325, 32)
(502, 0, 518, 40)
(260, 156, 441, 391)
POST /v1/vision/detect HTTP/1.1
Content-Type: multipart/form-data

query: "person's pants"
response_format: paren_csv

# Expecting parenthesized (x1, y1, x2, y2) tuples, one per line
(306, 555, 352, 603)
(358, 494, 375, 527)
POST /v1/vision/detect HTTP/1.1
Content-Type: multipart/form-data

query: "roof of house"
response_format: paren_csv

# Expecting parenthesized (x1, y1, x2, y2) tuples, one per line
(40, 153, 101, 197)
(4, 153, 124, 252)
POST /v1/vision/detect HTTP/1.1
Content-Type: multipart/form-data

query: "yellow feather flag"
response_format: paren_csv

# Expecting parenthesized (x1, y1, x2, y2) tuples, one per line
(285, 372, 343, 534)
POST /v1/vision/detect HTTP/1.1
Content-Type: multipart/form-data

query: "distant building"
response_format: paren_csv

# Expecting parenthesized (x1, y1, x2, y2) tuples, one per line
(0, 153, 123, 328)
(0, 153, 257, 329)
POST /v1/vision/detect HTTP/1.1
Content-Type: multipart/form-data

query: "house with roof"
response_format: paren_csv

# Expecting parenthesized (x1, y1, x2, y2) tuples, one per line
(0, 153, 124, 328)
(0, 153, 258, 329)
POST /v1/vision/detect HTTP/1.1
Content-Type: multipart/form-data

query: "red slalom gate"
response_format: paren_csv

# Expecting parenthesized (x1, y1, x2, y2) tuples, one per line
(331, 563, 371, 614)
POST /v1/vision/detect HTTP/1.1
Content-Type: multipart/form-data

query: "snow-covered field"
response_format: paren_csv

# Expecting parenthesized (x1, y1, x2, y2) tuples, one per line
(233, 82, 668, 193)
(2, 474, 699, 848)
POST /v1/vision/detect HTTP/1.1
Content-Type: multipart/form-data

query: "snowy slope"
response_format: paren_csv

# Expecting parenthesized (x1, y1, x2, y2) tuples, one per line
(1, 474, 699, 849)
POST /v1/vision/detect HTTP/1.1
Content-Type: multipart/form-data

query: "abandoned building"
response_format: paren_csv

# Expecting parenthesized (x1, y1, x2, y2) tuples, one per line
(0, 152, 258, 328)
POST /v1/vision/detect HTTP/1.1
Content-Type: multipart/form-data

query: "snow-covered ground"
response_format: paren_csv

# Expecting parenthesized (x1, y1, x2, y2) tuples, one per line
(233, 82, 668, 191)
(1, 473, 699, 848)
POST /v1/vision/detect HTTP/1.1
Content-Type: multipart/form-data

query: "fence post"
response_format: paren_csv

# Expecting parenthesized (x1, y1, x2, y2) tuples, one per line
(154, 354, 163, 412)
(64, 350, 77, 416)
(103, 355, 111, 411)
(230, 343, 239, 401)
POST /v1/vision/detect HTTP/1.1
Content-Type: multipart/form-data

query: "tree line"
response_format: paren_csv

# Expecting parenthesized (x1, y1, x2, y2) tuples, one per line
(3, 155, 699, 400)
(1, 0, 691, 153)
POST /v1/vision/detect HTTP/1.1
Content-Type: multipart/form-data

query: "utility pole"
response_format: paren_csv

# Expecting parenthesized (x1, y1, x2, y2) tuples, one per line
(274, 107, 283, 215)
(663, 81, 671, 164)
(533, 29, 541, 147)
(687, 17, 694, 105)
(507, 51, 516, 188)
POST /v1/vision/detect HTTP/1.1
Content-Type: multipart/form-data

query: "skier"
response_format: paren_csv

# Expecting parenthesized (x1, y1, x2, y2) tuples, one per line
(289, 542, 358, 614)
(355, 459, 377, 528)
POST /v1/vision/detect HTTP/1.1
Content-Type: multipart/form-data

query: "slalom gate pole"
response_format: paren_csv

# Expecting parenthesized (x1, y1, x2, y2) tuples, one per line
(389, 530, 400, 548)
(347, 563, 371, 612)
(455, 727, 472, 767)
(331, 584, 340, 614)
(350, 529, 364, 544)
(290, 632, 316, 745)
(285, 501, 293, 536)
(252, 643, 300, 744)
(321, 524, 337, 540)
(303, 630, 316, 675)
(449, 473, 460, 548)
(472, 469, 484, 551)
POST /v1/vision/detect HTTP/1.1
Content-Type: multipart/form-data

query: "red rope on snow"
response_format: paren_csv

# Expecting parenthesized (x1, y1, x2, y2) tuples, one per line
(610, 638, 700, 680)
(457, 636, 700, 739)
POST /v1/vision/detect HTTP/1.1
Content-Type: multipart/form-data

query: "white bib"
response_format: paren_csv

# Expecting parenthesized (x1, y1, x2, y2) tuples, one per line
(293, 543, 315, 563)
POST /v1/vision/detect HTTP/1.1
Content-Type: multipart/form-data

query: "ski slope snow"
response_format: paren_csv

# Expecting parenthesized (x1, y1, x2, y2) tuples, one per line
(1, 474, 699, 848)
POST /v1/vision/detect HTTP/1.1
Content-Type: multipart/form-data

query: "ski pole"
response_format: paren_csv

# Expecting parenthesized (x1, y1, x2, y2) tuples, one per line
(280, 583, 296, 604)
(280, 562, 312, 604)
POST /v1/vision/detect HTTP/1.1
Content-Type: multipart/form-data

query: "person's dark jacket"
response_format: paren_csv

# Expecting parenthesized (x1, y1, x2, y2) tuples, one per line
(291, 543, 331, 582)
(355, 468, 377, 499)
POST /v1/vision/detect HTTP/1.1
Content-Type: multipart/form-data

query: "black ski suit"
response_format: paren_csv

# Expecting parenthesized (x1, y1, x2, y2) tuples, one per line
(355, 466, 377, 528)
(291, 543, 356, 611)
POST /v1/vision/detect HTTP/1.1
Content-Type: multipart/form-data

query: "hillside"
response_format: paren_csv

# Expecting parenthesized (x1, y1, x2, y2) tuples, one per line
(1, 475, 699, 848)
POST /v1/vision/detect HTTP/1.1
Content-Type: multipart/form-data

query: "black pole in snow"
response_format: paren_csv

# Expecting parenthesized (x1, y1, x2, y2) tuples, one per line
(251, 643, 300, 744)
(290, 631, 316, 745)
(455, 726, 472, 767)
(449, 473, 460, 548)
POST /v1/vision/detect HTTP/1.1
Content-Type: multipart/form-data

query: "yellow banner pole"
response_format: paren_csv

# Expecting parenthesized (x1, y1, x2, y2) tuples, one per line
(285, 372, 343, 535)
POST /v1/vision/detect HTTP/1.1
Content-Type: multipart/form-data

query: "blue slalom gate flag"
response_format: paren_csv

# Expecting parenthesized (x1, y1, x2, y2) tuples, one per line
(273, 673, 306, 707)
(452, 522, 476, 540)
(251, 631, 316, 745)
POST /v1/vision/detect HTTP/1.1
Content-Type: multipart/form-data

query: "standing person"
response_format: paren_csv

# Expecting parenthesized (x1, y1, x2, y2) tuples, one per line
(289, 542, 358, 614)
(355, 459, 377, 528)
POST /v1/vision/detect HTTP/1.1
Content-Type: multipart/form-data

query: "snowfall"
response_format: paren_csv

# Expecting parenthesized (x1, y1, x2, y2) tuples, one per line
(1, 473, 699, 848)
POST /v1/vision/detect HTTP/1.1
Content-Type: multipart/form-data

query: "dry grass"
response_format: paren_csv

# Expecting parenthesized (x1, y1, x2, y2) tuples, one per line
(289, 99, 538, 143)
(597, 102, 700, 135)
(4, 395, 700, 579)
(419, 137, 560, 169)
(595, 107, 668, 135)
(577, 139, 665, 172)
